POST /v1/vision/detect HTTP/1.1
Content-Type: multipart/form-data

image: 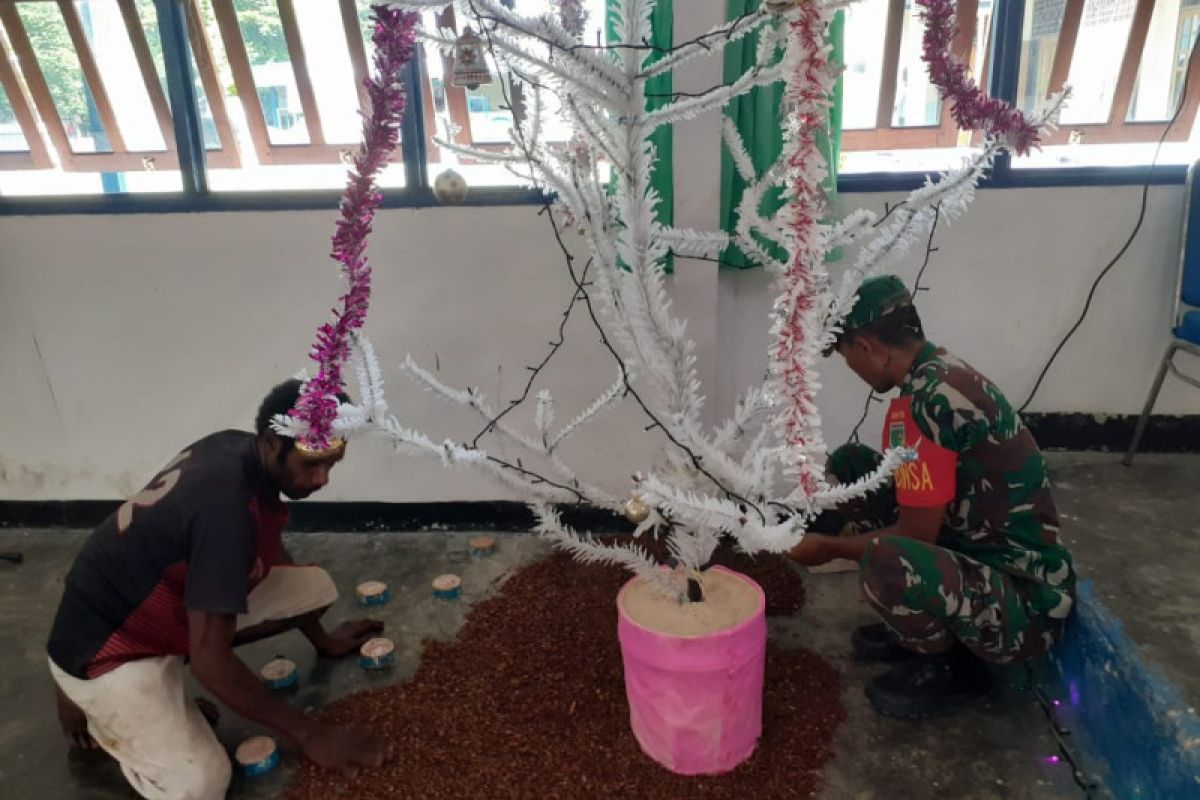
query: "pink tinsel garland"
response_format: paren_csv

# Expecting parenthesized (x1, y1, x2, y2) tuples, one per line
(291, 6, 418, 450)
(917, 0, 1039, 154)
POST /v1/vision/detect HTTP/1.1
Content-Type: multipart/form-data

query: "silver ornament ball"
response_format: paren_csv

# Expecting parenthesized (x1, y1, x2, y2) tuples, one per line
(624, 496, 650, 524)
(433, 169, 469, 205)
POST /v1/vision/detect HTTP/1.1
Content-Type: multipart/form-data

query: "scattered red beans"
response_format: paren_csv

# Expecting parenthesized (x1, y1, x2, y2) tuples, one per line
(287, 548, 843, 799)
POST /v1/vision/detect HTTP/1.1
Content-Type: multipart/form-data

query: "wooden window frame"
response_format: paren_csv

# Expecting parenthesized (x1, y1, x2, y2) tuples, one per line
(842, 0, 1200, 153)
(1173, 7, 1200, 102)
(2, 0, 1196, 206)
(1039, 0, 1200, 146)
(207, 0, 430, 167)
(180, 0, 240, 169)
(429, 4, 472, 160)
(0, 0, 240, 172)
(0, 17, 52, 169)
(426, 4, 520, 162)
(842, 0, 984, 152)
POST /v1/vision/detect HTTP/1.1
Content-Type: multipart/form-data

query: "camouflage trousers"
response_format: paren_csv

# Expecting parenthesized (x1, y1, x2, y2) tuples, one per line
(828, 444, 1064, 665)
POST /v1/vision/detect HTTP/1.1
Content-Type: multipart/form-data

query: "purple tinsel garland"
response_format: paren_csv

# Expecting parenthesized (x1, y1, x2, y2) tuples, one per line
(917, 0, 1040, 154)
(291, 5, 418, 451)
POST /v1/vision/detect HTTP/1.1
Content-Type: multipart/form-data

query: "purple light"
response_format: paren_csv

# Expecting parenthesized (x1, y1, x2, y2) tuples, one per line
(1053, 699, 1062, 707)
(1069, 682, 1081, 706)
(1044, 755, 1061, 765)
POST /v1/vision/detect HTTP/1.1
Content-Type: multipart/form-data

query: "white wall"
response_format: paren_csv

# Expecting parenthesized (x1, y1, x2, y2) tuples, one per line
(2, 0, 1196, 501)
(718, 184, 1198, 449)
(2, 181, 1194, 502)
(0, 206, 661, 501)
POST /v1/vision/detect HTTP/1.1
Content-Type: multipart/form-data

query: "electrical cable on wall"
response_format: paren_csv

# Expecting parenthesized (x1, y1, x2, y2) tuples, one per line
(1009, 42, 1198, 797)
(1016, 32, 1200, 415)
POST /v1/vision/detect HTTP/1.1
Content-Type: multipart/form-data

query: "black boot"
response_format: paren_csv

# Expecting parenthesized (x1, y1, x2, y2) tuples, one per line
(865, 645, 991, 719)
(851, 623, 916, 662)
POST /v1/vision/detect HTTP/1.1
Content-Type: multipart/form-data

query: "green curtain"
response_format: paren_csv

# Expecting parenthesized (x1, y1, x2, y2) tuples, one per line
(720, 4, 843, 269)
(607, 0, 674, 271)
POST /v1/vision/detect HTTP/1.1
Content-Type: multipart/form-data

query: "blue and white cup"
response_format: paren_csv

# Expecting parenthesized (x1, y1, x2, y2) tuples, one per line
(469, 536, 496, 557)
(359, 637, 395, 670)
(432, 574, 462, 600)
(356, 580, 390, 607)
(235, 736, 279, 777)
(259, 657, 299, 692)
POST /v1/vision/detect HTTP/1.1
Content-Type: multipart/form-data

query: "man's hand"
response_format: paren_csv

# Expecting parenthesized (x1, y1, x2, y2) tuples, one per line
(56, 686, 96, 750)
(789, 534, 835, 567)
(315, 619, 384, 658)
(300, 722, 394, 777)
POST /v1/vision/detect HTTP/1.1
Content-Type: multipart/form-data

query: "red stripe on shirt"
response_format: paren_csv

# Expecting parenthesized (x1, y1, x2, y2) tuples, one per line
(87, 562, 189, 678)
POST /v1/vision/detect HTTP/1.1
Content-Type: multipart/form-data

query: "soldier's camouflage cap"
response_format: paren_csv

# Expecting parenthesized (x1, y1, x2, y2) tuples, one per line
(826, 275, 913, 356)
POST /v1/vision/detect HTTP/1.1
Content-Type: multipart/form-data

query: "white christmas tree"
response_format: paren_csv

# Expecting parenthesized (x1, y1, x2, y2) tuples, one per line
(281, 0, 1066, 602)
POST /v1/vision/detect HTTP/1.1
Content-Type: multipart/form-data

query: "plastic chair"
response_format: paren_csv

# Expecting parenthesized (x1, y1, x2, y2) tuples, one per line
(1123, 158, 1200, 465)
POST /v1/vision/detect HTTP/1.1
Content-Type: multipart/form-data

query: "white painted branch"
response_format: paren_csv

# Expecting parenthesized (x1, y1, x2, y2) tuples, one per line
(531, 501, 680, 597)
(659, 227, 729, 258)
(397, 0, 629, 95)
(432, 136, 524, 164)
(548, 372, 625, 451)
(639, 10, 772, 80)
(641, 62, 786, 131)
(721, 116, 757, 182)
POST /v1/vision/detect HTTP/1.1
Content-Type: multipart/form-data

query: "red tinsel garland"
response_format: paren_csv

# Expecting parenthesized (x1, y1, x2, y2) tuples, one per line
(771, 3, 835, 498)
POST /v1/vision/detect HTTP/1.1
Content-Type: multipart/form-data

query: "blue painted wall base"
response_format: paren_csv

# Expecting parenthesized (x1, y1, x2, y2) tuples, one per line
(1040, 582, 1200, 798)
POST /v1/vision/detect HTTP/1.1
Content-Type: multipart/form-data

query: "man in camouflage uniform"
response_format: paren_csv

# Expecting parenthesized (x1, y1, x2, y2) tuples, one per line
(789, 275, 1076, 718)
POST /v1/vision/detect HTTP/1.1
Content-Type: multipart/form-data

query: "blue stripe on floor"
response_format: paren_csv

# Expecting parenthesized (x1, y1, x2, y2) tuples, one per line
(1048, 581, 1200, 798)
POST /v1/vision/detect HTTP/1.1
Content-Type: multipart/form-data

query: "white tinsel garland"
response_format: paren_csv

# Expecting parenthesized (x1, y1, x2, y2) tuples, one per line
(343, 0, 1054, 599)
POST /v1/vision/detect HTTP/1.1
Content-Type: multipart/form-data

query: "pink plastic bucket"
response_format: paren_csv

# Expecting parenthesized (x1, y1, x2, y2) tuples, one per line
(616, 566, 767, 775)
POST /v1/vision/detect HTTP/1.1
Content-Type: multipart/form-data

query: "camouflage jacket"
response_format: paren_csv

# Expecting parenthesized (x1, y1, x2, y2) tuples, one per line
(893, 342, 1076, 620)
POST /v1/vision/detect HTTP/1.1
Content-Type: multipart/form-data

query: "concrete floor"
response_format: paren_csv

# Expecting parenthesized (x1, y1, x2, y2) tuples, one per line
(1047, 452, 1200, 712)
(0, 530, 551, 799)
(1, 452, 1195, 798)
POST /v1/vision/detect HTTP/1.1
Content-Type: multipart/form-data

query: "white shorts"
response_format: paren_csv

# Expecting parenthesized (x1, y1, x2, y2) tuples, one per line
(49, 565, 338, 800)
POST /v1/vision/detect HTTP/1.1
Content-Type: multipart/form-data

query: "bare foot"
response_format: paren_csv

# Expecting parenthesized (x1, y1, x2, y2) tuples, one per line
(56, 686, 95, 750)
(194, 697, 220, 729)
(317, 619, 385, 658)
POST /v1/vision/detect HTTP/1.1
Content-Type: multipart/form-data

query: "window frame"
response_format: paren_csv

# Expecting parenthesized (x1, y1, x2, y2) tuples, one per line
(841, 0, 1196, 192)
(426, 4, 525, 160)
(0, 14, 53, 170)
(0, 0, 543, 209)
(0, 0, 1192, 215)
(0, 0, 190, 171)
(1034, 0, 1200, 146)
(205, 0, 378, 166)
(841, 0, 989, 151)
